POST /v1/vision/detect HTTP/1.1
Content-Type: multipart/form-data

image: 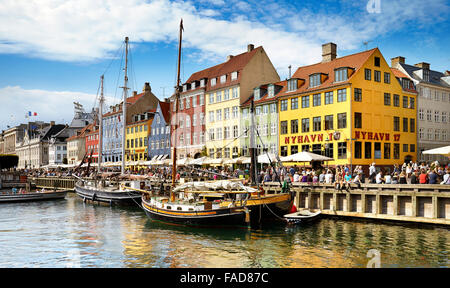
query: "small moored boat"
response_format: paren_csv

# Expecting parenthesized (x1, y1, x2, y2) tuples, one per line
(284, 209, 321, 224)
(0, 188, 68, 203)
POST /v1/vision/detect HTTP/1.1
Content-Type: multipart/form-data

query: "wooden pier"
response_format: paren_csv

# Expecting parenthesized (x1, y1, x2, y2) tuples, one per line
(27, 176, 450, 225)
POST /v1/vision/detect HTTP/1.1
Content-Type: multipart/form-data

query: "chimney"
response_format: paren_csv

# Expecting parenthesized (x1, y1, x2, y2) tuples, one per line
(391, 56, 405, 67)
(143, 82, 151, 93)
(414, 62, 430, 70)
(445, 70, 450, 76)
(132, 91, 137, 97)
(247, 44, 254, 52)
(164, 98, 170, 103)
(227, 55, 234, 61)
(50, 121, 55, 126)
(322, 42, 337, 63)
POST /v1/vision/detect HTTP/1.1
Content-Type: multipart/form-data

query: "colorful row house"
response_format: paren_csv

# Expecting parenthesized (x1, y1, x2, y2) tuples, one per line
(276, 43, 417, 171)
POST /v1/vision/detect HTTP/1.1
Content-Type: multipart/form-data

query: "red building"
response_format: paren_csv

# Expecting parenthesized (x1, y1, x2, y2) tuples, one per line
(85, 124, 99, 163)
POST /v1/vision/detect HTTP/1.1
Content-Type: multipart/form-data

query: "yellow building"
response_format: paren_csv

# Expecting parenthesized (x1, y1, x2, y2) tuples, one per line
(203, 44, 280, 159)
(125, 110, 154, 165)
(277, 43, 417, 171)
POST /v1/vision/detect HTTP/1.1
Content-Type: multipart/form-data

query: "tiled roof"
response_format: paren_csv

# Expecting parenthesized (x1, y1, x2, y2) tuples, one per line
(391, 68, 409, 79)
(184, 46, 262, 93)
(277, 48, 377, 98)
(241, 80, 286, 107)
(159, 101, 171, 124)
(66, 123, 95, 141)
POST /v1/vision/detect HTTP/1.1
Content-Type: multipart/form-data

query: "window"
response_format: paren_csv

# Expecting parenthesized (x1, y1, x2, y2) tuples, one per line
(313, 117, 321, 131)
(335, 68, 348, 82)
(410, 118, 415, 133)
(393, 144, 400, 159)
(427, 110, 432, 121)
(354, 112, 362, 128)
(374, 70, 381, 82)
(291, 97, 298, 110)
(291, 145, 298, 155)
(324, 115, 333, 130)
(232, 106, 238, 118)
(291, 119, 299, 134)
(280, 121, 288, 134)
(393, 94, 400, 107)
(200, 94, 204, 105)
(354, 141, 362, 159)
(419, 109, 424, 120)
(281, 146, 288, 157)
(435, 111, 440, 122)
(325, 91, 333, 105)
(233, 125, 238, 138)
(403, 118, 408, 132)
(365, 142, 372, 159)
(354, 88, 362, 102)
(254, 88, 260, 100)
(232, 87, 238, 98)
(374, 142, 381, 159)
(224, 108, 230, 120)
(192, 114, 197, 127)
(216, 91, 222, 102)
(393, 117, 400, 131)
(374, 57, 380, 67)
(402, 96, 408, 108)
(384, 143, 391, 159)
(338, 142, 347, 159)
(287, 79, 297, 91)
(209, 111, 214, 122)
(200, 79, 205, 87)
(224, 89, 229, 100)
(280, 100, 288, 111)
(384, 72, 390, 84)
(216, 127, 222, 140)
(309, 74, 321, 88)
(325, 143, 333, 158)
(403, 144, 408, 153)
(337, 89, 346, 102)
(209, 93, 214, 104)
(427, 128, 433, 140)
(262, 104, 268, 114)
(270, 103, 277, 113)
(231, 71, 238, 80)
(211, 78, 216, 86)
(301, 118, 310, 133)
(220, 75, 226, 83)
(410, 144, 415, 152)
(302, 95, 310, 108)
(337, 113, 347, 129)
(224, 127, 230, 139)
(271, 122, 277, 135)
(435, 129, 440, 140)
(384, 93, 391, 106)
(313, 93, 321, 106)
(365, 68, 371, 80)
(442, 112, 448, 123)
(216, 109, 222, 121)
(302, 145, 310, 152)
(268, 85, 274, 97)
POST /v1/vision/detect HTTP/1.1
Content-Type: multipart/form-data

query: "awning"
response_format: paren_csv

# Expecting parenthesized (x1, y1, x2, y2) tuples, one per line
(280, 151, 333, 162)
(422, 145, 450, 156)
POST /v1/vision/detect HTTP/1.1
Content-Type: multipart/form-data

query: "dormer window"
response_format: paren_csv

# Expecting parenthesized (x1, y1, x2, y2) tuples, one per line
(231, 71, 238, 81)
(309, 74, 321, 88)
(220, 75, 226, 83)
(268, 85, 274, 98)
(183, 84, 187, 92)
(211, 78, 217, 86)
(254, 88, 260, 100)
(423, 69, 430, 82)
(200, 79, 205, 87)
(334, 68, 348, 83)
(287, 79, 297, 92)
(191, 82, 196, 90)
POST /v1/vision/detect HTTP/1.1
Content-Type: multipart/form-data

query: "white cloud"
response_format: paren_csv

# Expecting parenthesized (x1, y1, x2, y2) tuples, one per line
(0, 85, 117, 131)
(0, 0, 447, 79)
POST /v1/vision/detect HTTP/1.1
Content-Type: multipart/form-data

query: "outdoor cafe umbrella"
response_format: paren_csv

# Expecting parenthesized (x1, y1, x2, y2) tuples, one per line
(280, 151, 333, 162)
(422, 145, 450, 157)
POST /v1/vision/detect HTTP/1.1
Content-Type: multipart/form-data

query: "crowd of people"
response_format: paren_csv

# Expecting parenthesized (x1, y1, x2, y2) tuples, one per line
(8, 160, 450, 190)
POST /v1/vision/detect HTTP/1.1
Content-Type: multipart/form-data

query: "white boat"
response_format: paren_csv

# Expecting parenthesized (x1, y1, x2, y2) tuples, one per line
(284, 209, 321, 224)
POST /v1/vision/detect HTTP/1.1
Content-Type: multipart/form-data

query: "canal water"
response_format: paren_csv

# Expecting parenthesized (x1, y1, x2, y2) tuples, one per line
(0, 193, 448, 268)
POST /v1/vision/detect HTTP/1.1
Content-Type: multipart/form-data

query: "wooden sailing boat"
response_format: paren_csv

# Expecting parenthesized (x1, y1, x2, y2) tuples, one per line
(74, 37, 142, 205)
(136, 20, 294, 226)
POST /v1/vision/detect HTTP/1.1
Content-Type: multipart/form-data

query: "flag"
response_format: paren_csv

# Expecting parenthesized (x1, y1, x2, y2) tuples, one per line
(27, 111, 37, 117)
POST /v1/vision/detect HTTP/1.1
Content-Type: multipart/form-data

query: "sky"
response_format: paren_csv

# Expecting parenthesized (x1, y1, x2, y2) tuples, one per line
(0, 0, 449, 131)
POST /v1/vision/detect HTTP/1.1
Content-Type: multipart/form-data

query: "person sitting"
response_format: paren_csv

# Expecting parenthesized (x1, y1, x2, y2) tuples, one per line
(441, 169, 450, 185)
(353, 173, 362, 189)
(399, 171, 407, 184)
(293, 171, 300, 182)
(344, 171, 352, 191)
(410, 170, 419, 184)
(391, 172, 399, 184)
(384, 173, 392, 184)
(376, 171, 385, 184)
(428, 169, 439, 184)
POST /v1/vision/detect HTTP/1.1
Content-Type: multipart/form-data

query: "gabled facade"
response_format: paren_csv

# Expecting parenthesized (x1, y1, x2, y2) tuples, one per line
(391, 57, 450, 164)
(201, 44, 280, 159)
(278, 43, 417, 171)
(125, 110, 154, 163)
(148, 101, 171, 160)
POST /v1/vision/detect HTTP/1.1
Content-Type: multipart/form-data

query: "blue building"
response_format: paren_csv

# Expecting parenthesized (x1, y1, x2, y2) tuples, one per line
(148, 100, 171, 160)
(102, 103, 124, 162)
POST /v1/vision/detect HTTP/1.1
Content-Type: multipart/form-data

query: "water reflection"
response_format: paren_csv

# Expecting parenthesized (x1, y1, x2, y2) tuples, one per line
(0, 193, 447, 267)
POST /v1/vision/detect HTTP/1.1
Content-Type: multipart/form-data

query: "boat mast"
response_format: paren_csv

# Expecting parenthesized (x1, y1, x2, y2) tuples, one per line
(249, 99, 257, 185)
(171, 19, 183, 200)
(121, 37, 129, 174)
(98, 75, 104, 173)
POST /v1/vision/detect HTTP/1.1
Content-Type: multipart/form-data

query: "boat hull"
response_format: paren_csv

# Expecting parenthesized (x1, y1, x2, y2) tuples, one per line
(0, 190, 68, 203)
(240, 193, 294, 224)
(74, 183, 141, 204)
(141, 198, 249, 227)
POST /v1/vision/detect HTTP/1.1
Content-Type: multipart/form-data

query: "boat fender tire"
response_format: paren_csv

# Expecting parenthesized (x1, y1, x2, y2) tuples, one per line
(92, 193, 96, 202)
